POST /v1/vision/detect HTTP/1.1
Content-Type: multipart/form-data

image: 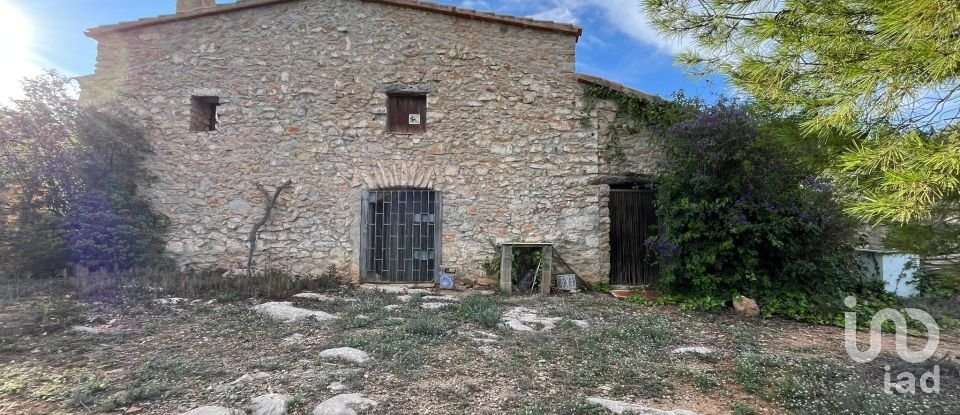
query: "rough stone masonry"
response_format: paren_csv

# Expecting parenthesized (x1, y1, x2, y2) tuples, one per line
(80, 0, 660, 285)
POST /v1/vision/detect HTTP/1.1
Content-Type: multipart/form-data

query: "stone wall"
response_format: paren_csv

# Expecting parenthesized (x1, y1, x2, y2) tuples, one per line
(82, 0, 623, 284)
(591, 99, 662, 178)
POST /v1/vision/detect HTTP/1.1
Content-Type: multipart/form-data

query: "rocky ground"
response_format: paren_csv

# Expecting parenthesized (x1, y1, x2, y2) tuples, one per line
(0, 287, 957, 415)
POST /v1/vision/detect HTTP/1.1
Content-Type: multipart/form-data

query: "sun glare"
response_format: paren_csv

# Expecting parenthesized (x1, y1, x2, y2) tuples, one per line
(0, 0, 39, 103)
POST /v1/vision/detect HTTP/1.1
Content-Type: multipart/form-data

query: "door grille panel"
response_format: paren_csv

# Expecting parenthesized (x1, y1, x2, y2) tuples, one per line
(361, 190, 441, 283)
(610, 189, 660, 285)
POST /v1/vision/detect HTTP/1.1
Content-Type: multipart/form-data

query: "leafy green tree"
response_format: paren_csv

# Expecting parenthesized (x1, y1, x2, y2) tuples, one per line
(0, 71, 169, 276)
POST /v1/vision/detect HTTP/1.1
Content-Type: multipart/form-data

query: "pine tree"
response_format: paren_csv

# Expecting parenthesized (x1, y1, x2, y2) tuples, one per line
(644, 0, 960, 224)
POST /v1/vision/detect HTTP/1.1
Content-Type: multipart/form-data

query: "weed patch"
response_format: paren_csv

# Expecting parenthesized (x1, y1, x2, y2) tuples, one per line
(30, 297, 85, 333)
(405, 315, 455, 338)
(64, 377, 108, 409)
(454, 295, 502, 328)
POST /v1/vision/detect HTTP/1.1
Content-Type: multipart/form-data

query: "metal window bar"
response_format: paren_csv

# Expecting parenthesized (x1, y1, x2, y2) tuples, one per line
(361, 190, 442, 283)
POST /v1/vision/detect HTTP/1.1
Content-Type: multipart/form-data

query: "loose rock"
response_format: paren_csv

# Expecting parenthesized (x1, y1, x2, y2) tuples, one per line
(328, 381, 349, 392)
(312, 393, 377, 415)
(249, 393, 290, 415)
(293, 292, 335, 301)
(502, 307, 588, 332)
(319, 347, 372, 364)
(253, 302, 337, 323)
(180, 406, 245, 415)
(733, 296, 761, 317)
(293, 293, 358, 302)
(420, 302, 453, 310)
(672, 347, 716, 356)
(421, 295, 459, 302)
(586, 398, 698, 415)
(474, 277, 496, 287)
(70, 325, 102, 335)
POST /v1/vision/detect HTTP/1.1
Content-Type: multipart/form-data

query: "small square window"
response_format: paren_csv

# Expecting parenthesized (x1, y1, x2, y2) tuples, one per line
(190, 96, 220, 132)
(387, 94, 426, 134)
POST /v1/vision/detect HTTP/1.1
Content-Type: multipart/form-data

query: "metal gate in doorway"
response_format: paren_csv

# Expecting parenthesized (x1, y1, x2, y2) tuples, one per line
(360, 189, 442, 283)
(609, 189, 660, 285)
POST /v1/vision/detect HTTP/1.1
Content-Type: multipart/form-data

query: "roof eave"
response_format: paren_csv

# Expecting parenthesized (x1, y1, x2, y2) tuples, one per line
(577, 73, 660, 102)
(85, 0, 583, 40)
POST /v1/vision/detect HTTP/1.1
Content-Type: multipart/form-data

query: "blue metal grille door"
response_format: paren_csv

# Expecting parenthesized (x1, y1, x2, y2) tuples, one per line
(361, 190, 442, 283)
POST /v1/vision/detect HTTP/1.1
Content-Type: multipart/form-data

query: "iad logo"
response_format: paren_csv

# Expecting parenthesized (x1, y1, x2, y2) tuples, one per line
(844, 296, 941, 394)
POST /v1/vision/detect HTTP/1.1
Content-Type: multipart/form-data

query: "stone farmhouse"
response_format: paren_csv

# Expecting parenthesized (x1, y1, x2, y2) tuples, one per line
(80, 0, 662, 287)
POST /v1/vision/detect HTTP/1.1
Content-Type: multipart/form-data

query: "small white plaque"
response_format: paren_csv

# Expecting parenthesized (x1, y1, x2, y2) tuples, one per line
(408, 114, 421, 125)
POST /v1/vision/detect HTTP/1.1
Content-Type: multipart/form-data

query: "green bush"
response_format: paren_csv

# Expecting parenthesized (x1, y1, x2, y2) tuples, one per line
(648, 103, 879, 324)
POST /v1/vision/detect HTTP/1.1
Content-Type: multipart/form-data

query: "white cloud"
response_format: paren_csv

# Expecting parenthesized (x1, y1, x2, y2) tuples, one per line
(0, 0, 44, 104)
(450, 0, 689, 55)
(584, 0, 688, 54)
(529, 6, 578, 24)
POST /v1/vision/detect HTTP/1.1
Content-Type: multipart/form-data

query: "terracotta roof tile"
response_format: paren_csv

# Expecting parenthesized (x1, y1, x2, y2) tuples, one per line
(85, 0, 583, 38)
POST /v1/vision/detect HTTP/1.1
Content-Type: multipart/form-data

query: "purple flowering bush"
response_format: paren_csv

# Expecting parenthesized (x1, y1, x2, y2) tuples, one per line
(650, 103, 878, 324)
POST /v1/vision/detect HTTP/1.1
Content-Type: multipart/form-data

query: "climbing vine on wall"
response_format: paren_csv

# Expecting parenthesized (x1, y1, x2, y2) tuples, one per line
(581, 84, 698, 164)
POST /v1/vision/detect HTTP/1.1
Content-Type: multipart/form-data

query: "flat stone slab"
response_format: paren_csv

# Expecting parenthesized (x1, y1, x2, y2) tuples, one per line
(70, 325, 102, 335)
(587, 398, 698, 415)
(249, 393, 290, 415)
(319, 347, 372, 364)
(253, 302, 337, 323)
(328, 381, 349, 392)
(503, 307, 588, 332)
(181, 406, 244, 415)
(672, 347, 716, 355)
(312, 393, 378, 415)
(293, 293, 358, 302)
(229, 371, 271, 385)
(420, 302, 454, 310)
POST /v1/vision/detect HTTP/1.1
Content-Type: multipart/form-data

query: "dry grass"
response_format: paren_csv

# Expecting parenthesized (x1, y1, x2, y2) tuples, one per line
(0, 279, 957, 414)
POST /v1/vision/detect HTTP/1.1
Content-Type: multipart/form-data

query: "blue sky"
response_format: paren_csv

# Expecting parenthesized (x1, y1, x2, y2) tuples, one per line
(3, 0, 724, 101)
